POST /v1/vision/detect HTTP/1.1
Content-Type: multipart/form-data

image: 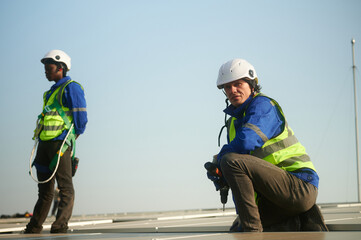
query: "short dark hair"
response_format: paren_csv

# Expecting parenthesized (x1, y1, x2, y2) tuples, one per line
(244, 78, 261, 93)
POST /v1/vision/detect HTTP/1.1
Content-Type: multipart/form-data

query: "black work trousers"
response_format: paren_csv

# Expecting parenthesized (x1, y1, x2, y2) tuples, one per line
(220, 153, 318, 232)
(27, 140, 74, 232)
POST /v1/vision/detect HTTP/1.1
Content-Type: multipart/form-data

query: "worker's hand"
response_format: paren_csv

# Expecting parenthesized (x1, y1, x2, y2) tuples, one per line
(205, 161, 228, 191)
(212, 154, 218, 164)
(207, 172, 222, 191)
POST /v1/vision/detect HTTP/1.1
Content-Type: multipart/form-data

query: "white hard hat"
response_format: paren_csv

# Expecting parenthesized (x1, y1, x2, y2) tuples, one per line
(41, 50, 71, 71)
(217, 58, 258, 89)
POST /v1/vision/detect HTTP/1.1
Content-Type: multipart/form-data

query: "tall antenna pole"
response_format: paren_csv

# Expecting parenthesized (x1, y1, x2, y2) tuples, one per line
(351, 38, 361, 203)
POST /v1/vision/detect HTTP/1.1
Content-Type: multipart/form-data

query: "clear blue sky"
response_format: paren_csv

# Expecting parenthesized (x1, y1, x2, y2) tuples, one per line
(0, 0, 360, 215)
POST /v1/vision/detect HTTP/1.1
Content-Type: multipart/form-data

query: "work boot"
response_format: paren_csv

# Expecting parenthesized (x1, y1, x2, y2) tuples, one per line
(299, 204, 328, 231)
(50, 227, 68, 233)
(23, 224, 42, 234)
(229, 216, 243, 232)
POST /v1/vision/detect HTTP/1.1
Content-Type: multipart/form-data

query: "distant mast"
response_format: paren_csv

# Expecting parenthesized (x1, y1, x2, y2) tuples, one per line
(351, 38, 361, 203)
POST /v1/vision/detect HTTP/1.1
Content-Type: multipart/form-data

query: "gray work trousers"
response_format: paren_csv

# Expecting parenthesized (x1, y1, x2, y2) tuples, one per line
(220, 153, 318, 232)
(27, 140, 74, 232)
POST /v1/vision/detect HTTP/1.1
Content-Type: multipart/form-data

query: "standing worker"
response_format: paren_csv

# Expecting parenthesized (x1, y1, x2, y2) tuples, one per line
(25, 50, 87, 234)
(207, 58, 327, 232)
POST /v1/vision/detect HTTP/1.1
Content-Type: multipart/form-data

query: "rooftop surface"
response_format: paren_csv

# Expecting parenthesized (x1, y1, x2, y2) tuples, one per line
(1, 203, 361, 239)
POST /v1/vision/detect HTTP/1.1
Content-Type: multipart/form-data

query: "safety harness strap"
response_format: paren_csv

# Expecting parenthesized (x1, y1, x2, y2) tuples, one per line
(48, 99, 76, 171)
(48, 128, 76, 171)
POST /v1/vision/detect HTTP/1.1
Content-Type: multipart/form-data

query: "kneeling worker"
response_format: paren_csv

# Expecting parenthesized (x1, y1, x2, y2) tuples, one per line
(25, 50, 87, 233)
(207, 58, 328, 232)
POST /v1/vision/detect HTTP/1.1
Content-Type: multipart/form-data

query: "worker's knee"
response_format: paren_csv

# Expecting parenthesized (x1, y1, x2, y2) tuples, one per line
(59, 187, 74, 203)
(60, 187, 74, 196)
(38, 188, 54, 202)
(220, 153, 244, 172)
(38, 183, 55, 201)
(220, 153, 257, 177)
(220, 153, 235, 168)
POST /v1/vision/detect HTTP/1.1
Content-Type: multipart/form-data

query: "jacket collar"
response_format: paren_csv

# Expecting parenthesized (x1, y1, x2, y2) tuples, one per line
(223, 93, 255, 118)
(50, 76, 71, 91)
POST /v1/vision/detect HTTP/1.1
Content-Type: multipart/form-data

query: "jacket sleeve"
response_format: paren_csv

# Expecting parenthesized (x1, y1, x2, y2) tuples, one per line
(63, 82, 88, 135)
(217, 97, 284, 164)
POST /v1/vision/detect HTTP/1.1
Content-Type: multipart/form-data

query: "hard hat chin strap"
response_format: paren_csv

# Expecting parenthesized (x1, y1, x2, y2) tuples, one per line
(218, 97, 229, 147)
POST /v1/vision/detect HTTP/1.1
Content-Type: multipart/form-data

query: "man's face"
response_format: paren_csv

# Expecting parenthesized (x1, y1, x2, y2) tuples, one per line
(224, 79, 252, 107)
(44, 63, 63, 82)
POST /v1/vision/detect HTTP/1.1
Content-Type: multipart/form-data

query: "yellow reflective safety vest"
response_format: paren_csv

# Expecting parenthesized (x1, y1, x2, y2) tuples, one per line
(34, 80, 76, 141)
(227, 93, 316, 172)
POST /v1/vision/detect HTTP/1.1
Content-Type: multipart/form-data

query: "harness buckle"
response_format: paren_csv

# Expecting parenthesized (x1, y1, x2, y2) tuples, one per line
(44, 105, 51, 113)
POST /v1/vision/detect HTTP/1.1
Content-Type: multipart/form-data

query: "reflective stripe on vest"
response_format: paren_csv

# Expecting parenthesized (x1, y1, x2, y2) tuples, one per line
(227, 94, 316, 172)
(36, 80, 75, 141)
